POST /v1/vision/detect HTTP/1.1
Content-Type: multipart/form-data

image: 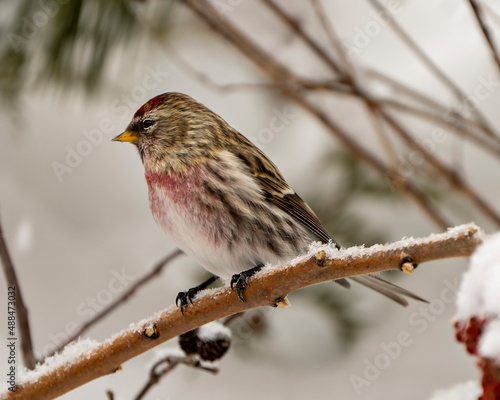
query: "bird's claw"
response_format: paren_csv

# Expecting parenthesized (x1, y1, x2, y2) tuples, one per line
(230, 265, 263, 302)
(230, 273, 249, 302)
(175, 275, 218, 315)
(176, 288, 198, 315)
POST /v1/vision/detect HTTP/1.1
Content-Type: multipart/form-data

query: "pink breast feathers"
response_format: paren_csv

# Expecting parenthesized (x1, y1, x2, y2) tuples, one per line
(144, 168, 218, 243)
(145, 169, 199, 219)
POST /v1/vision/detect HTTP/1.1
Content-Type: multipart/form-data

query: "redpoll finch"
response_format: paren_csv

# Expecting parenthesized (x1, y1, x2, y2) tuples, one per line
(113, 92, 426, 313)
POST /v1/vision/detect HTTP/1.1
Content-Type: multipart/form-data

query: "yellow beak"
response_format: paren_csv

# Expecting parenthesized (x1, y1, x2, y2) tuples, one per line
(112, 131, 139, 143)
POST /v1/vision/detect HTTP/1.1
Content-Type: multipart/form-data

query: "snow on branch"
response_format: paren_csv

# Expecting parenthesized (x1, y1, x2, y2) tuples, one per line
(454, 231, 500, 398)
(2, 223, 483, 400)
(428, 380, 481, 400)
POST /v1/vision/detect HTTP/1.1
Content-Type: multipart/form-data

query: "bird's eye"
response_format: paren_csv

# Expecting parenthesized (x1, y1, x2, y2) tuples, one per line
(142, 119, 155, 130)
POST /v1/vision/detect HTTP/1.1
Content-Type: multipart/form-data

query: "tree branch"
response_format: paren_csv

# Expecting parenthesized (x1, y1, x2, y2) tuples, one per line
(366, 0, 499, 139)
(133, 354, 218, 400)
(284, 1, 500, 226)
(468, 0, 500, 77)
(379, 110, 500, 227)
(262, 0, 500, 155)
(0, 215, 36, 370)
(260, 0, 345, 77)
(5, 223, 483, 400)
(309, 0, 353, 76)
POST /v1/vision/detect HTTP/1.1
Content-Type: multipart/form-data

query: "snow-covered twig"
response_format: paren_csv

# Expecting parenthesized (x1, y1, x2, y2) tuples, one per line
(3, 223, 482, 400)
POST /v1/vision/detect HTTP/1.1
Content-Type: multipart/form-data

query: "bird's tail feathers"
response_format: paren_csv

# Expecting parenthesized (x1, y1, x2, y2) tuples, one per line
(333, 278, 351, 289)
(350, 274, 428, 307)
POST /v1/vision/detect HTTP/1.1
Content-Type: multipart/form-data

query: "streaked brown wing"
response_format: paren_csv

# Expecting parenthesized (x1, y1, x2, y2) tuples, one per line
(233, 147, 337, 247)
(233, 148, 346, 288)
(264, 184, 334, 245)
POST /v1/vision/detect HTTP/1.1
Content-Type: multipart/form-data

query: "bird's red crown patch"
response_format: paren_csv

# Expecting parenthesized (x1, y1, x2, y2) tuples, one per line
(134, 93, 167, 118)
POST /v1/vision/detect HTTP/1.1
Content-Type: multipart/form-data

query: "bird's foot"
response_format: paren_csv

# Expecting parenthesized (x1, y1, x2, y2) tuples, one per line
(230, 264, 263, 302)
(176, 288, 199, 315)
(176, 275, 218, 315)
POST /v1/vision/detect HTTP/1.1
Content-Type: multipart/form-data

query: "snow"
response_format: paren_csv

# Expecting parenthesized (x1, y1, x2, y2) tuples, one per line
(125, 306, 175, 335)
(192, 286, 228, 301)
(193, 223, 482, 294)
(197, 322, 231, 342)
(479, 319, 500, 360)
(428, 381, 481, 400)
(296, 240, 343, 264)
(455, 232, 500, 320)
(300, 223, 481, 264)
(455, 231, 500, 361)
(16, 338, 99, 386)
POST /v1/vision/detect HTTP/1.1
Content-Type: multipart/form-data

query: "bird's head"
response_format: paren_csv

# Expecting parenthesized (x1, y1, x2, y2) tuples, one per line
(113, 92, 234, 173)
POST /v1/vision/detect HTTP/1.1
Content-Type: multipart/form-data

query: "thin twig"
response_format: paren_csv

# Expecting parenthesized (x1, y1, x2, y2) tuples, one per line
(366, 103, 400, 171)
(378, 97, 500, 158)
(307, 1, 401, 181)
(379, 109, 500, 227)
(134, 358, 178, 400)
(135, 10, 284, 94)
(301, 75, 500, 159)
(264, 0, 477, 138)
(263, 0, 500, 158)
(283, 0, 500, 226)
(0, 216, 36, 369)
(366, 0, 499, 139)
(377, 97, 497, 149)
(264, 0, 498, 145)
(309, 0, 352, 76)
(468, 0, 500, 76)
(260, 0, 345, 77)
(320, 50, 500, 226)
(365, 67, 455, 113)
(165, 43, 276, 92)
(134, 355, 218, 400)
(5, 223, 483, 400)
(360, 69, 500, 158)
(49, 249, 183, 357)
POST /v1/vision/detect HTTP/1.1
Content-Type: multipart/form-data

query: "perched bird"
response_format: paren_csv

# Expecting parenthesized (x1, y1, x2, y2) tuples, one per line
(113, 92, 426, 313)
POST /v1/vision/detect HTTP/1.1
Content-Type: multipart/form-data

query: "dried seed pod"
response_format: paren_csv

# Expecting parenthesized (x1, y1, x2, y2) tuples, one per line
(178, 322, 231, 362)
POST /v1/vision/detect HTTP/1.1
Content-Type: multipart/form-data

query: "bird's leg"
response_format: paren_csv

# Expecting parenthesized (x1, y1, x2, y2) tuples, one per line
(176, 275, 218, 315)
(230, 264, 263, 302)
